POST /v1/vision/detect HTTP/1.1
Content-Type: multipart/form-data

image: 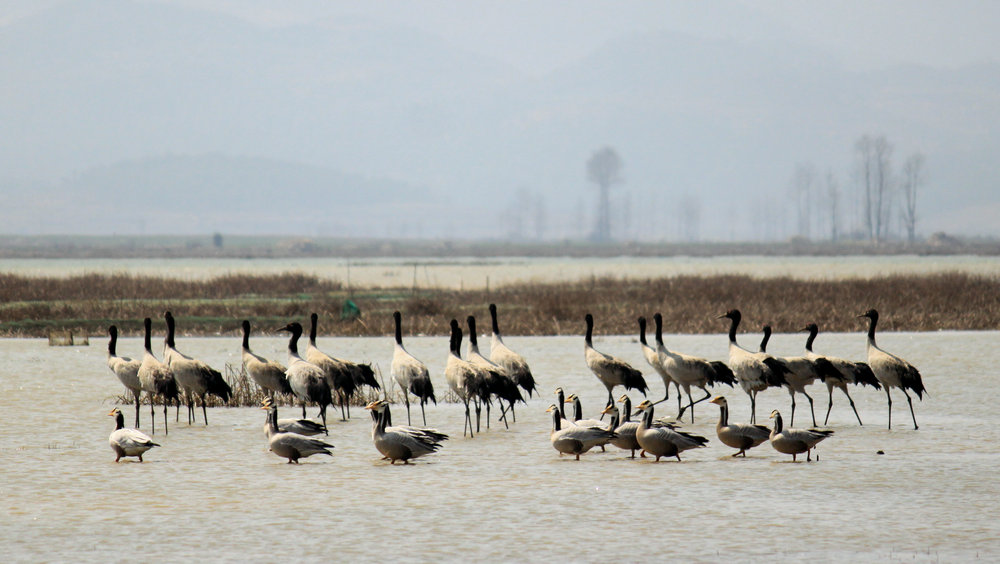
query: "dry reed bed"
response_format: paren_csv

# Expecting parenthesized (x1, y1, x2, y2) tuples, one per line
(3, 271, 999, 338)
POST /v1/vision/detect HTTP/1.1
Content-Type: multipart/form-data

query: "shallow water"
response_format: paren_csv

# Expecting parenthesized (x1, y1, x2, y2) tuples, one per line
(2, 254, 999, 289)
(1, 329, 998, 561)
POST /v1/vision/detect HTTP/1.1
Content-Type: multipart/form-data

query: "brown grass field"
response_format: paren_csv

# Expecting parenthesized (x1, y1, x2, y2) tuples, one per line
(2, 271, 998, 338)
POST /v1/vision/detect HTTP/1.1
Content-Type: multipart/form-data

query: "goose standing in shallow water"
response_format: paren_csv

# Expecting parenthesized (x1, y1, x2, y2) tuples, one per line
(260, 397, 327, 437)
(708, 396, 770, 457)
(488, 303, 537, 399)
(364, 400, 448, 464)
(137, 317, 179, 436)
(654, 312, 735, 423)
(601, 399, 641, 458)
(859, 309, 926, 430)
(584, 313, 648, 408)
(801, 323, 881, 426)
(261, 399, 334, 464)
(163, 311, 232, 426)
(107, 325, 142, 428)
(241, 320, 292, 400)
(108, 408, 159, 462)
(719, 310, 789, 424)
(545, 404, 617, 460)
(632, 400, 709, 461)
(391, 311, 436, 426)
(768, 409, 832, 461)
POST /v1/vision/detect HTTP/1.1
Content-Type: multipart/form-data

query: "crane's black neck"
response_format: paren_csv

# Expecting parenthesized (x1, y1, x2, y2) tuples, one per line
(286, 325, 302, 356)
(393, 311, 403, 345)
(867, 314, 878, 343)
(759, 325, 771, 353)
(638, 317, 648, 346)
(805, 325, 818, 351)
(726, 312, 741, 344)
(309, 313, 319, 345)
(585, 314, 594, 346)
(241, 320, 251, 350)
(108, 326, 118, 356)
(654, 313, 665, 346)
(143, 318, 153, 352)
(466, 316, 479, 348)
(449, 320, 462, 355)
(489, 303, 500, 335)
(164, 312, 176, 348)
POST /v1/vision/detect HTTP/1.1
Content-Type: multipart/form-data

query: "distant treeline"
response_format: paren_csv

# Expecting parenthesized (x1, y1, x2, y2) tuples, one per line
(1, 271, 997, 338)
(1, 234, 999, 259)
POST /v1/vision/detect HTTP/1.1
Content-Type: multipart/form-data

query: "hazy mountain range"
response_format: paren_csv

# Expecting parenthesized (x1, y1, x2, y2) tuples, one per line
(2, 1, 998, 239)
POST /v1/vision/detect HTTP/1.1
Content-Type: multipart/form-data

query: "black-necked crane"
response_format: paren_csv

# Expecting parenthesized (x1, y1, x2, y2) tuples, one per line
(637, 316, 679, 410)
(718, 309, 789, 424)
(307, 312, 378, 421)
(107, 325, 142, 428)
(768, 409, 832, 462)
(802, 322, 881, 426)
(163, 311, 231, 426)
(757, 324, 839, 428)
(278, 321, 333, 430)
(467, 315, 522, 428)
(241, 319, 292, 400)
(445, 319, 480, 437)
(859, 309, 926, 430)
(107, 407, 159, 462)
(488, 303, 537, 399)
(708, 395, 770, 457)
(390, 311, 436, 426)
(584, 313, 648, 409)
(653, 312, 735, 423)
(136, 317, 179, 435)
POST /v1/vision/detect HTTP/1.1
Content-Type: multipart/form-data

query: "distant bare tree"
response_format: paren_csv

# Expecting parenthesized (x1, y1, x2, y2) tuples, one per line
(900, 153, 925, 244)
(791, 162, 817, 239)
(824, 170, 840, 242)
(586, 146, 623, 242)
(678, 194, 702, 242)
(855, 135, 894, 244)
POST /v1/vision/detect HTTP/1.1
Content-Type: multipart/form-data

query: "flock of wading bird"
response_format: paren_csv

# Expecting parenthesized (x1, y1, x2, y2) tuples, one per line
(105, 304, 926, 465)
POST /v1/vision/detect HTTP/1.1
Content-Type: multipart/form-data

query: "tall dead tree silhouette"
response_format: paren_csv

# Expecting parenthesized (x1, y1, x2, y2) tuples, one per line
(586, 146, 623, 242)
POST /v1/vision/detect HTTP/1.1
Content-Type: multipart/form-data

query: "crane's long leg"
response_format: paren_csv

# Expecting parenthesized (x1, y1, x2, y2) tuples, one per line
(163, 400, 169, 436)
(678, 388, 713, 423)
(841, 387, 863, 425)
(420, 399, 427, 426)
(750, 390, 757, 424)
(789, 392, 797, 427)
(885, 387, 893, 430)
(134, 391, 141, 429)
(824, 385, 835, 425)
(404, 393, 412, 426)
(149, 394, 157, 434)
(804, 391, 816, 427)
(902, 389, 918, 430)
(201, 393, 208, 426)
